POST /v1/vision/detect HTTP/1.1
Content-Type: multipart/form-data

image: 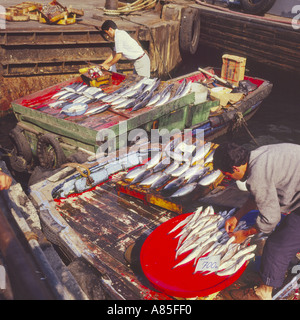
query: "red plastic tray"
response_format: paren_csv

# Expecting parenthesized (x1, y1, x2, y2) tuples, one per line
(140, 212, 247, 298)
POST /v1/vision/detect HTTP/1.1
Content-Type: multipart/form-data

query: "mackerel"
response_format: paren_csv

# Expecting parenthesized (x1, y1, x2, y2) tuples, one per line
(129, 168, 153, 185)
(124, 165, 146, 181)
(161, 177, 186, 197)
(170, 161, 190, 177)
(191, 142, 212, 165)
(170, 182, 198, 198)
(198, 169, 222, 186)
(145, 152, 162, 169)
(150, 173, 172, 190)
(139, 171, 164, 187)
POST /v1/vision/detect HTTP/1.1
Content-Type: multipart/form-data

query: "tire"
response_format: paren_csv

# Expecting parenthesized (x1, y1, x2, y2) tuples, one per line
(36, 133, 66, 169)
(9, 127, 33, 172)
(240, 0, 276, 15)
(179, 8, 201, 56)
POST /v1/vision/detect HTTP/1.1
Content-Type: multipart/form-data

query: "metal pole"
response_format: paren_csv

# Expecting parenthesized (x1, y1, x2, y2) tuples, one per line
(0, 207, 54, 300)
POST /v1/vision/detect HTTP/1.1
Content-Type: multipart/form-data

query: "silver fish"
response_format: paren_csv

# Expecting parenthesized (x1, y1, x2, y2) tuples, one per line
(198, 169, 222, 186)
(124, 165, 147, 181)
(205, 149, 215, 164)
(85, 104, 110, 116)
(113, 98, 135, 109)
(186, 167, 209, 183)
(129, 168, 153, 185)
(145, 152, 162, 169)
(173, 231, 222, 269)
(163, 161, 180, 175)
(170, 182, 198, 198)
(191, 142, 212, 165)
(149, 173, 172, 190)
(139, 171, 164, 187)
(217, 252, 255, 276)
(168, 213, 194, 235)
(170, 161, 190, 177)
(153, 157, 172, 173)
(154, 91, 171, 107)
(178, 164, 204, 180)
(161, 176, 186, 197)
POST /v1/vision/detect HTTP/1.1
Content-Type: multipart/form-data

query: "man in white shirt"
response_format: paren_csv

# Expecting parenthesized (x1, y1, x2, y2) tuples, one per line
(100, 20, 151, 77)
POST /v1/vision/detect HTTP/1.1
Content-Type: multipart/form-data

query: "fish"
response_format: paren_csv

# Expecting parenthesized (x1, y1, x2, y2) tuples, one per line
(149, 173, 173, 190)
(153, 157, 171, 173)
(178, 164, 204, 180)
(168, 213, 194, 235)
(176, 80, 192, 99)
(154, 91, 171, 107)
(145, 152, 162, 169)
(147, 92, 161, 106)
(186, 167, 209, 184)
(216, 252, 255, 276)
(113, 98, 135, 109)
(170, 182, 198, 199)
(131, 90, 155, 112)
(139, 171, 164, 187)
(124, 165, 147, 181)
(163, 161, 180, 175)
(85, 104, 110, 116)
(161, 176, 186, 197)
(191, 142, 212, 165)
(198, 169, 222, 186)
(205, 149, 215, 164)
(173, 231, 222, 269)
(129, 168, 153, 185)
(170, 161, 190, 177)
(60, 103, 87, 114)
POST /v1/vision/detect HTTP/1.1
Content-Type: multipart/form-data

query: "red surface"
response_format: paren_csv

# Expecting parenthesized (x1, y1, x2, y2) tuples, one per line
(140, 212, 247, 298)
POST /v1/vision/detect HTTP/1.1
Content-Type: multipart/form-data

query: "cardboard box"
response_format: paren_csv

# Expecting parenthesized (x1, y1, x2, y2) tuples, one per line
(221, 54, 246, 86)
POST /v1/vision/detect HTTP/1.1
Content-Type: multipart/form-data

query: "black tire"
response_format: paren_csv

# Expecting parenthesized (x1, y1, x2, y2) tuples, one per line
(37, 133, 66, 169)
(9, 127, 33, 172)
(240, 0, 276, 15)
(9, 127, 32, 163)
(179, 8, 201, 56)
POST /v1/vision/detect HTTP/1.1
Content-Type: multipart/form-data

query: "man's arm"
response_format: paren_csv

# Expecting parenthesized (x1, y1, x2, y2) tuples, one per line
(225, 196, 259, 243)
(100, 52, 122, 70)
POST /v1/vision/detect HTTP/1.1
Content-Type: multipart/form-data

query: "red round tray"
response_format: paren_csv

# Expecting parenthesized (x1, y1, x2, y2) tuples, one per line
(140, 212, 247, 298)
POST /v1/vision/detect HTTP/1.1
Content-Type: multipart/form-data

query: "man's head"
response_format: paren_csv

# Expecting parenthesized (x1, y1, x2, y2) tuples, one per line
(101, 20, 117, 39)
(213, 142, 250, 180)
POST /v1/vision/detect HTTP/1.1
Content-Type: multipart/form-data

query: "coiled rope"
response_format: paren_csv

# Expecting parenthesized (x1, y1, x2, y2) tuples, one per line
(103, 0, 157, 15)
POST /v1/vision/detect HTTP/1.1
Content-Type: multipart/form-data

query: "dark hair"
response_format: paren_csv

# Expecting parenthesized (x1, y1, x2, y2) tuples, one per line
(213, 142, 250, 173)
(101, 20, 117, 31)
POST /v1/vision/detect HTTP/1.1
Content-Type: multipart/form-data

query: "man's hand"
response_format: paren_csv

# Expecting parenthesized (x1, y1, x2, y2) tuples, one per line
(100, 63, 110, 71)
(0, 172, 12, 190)
(225, 215, 239, 233)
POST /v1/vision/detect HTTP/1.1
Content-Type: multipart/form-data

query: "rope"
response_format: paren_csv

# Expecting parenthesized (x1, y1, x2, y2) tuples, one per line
(61, 162, 95, 185)
(235, 112, 260, 147)
(103, 0, 157, 15)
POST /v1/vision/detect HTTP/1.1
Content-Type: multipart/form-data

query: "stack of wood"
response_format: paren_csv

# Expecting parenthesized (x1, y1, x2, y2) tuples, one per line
(4, 1, 84, 24)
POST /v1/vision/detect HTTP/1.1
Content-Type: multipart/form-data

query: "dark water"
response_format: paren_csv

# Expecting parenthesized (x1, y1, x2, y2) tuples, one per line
(176, 46, 300, 151)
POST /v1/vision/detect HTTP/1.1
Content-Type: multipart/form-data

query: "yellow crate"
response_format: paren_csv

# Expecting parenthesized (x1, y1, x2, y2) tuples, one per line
(221, 54, 246, 87)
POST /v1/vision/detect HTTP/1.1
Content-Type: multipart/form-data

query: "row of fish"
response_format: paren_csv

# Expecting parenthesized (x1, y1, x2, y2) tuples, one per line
(169, 206, 256, 276)
(48, 76, 193, 116)
(124, 141, 222, 199)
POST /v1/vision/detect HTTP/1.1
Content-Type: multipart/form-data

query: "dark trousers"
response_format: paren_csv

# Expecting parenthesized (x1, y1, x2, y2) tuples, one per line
(260, 210, 300, 288)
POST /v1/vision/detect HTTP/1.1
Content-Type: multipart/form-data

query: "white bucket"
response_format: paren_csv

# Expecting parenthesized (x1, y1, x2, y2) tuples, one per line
(191, 83, 208, 104)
